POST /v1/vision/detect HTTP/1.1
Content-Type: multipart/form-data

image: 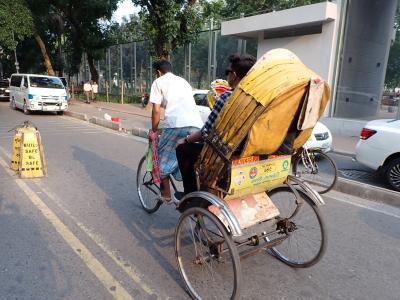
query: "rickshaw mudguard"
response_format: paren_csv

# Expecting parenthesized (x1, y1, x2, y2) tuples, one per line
(177, 191, 243, 237)
(288, 175, 325, 206)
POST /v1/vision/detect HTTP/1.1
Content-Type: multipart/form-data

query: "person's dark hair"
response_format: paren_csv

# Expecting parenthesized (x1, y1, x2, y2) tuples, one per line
(153, 60, 172, 74)
(228, 54, 256, 79)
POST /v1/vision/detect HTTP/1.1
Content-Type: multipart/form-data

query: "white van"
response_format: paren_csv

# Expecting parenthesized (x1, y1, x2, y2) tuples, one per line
(9, 74, 68, 115)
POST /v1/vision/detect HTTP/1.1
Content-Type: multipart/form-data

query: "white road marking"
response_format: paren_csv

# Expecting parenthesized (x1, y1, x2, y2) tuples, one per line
(0, 146, 159, 298)
(0, 154, 134, 300)
(324, 190, 400, 219)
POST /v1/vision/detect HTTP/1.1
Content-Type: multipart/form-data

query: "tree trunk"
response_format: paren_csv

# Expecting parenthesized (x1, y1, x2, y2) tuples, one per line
(58, 35, 63, 77)
(87, 53, 98, 83)
(33, 32, 55, 76)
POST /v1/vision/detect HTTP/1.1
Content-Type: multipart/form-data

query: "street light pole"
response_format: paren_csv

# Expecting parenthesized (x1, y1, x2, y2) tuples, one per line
(12, 31, 19, 73)
(0, 46, 3, 78)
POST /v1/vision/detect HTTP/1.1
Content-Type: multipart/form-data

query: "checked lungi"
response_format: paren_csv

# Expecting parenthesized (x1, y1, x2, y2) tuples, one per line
(158, 127, 198, 180)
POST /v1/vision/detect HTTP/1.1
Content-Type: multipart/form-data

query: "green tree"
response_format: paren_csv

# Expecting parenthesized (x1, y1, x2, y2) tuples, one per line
(132, 0, 203, 58)
(24, 0, 62, 75)
(385, 6, 400, 89)
(385, 38, 400, 88)
(54, 0, 119, 81)
(0, 0, 33, 50)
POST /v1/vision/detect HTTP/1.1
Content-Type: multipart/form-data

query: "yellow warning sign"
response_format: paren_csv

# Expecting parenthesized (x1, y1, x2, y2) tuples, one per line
(11, 130, 22, 171)
(10, 122, 47, 178)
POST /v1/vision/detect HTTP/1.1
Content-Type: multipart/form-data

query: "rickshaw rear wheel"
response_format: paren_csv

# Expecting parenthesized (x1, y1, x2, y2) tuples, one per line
(136, 156, 162, 214)
(267, 186, 327, 268)
(175, 207, 241, 300)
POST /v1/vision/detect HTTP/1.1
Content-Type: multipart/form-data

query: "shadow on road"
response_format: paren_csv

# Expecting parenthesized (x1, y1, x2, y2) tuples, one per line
(0, 195, 71, 298)
(71, 146, 183, 288)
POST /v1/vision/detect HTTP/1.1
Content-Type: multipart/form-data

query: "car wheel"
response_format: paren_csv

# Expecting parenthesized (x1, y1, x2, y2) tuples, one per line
(10, 98, 16, 110)
(23, 101, 30, 115)
(57, 111, 64, 115)
(385, 158, 400, 192)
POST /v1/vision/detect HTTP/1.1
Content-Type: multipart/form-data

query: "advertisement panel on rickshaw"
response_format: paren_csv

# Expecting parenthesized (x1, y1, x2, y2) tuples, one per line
(227, 155, 291, 199)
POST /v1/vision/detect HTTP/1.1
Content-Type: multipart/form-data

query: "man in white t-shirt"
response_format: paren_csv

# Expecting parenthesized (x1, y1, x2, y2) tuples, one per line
(150, 60, 203, 203)
(83, 80, 92, 104)
(92, 81, 98, 102)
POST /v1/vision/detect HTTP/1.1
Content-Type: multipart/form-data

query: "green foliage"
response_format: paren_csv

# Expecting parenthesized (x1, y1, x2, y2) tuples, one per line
(199, 0, 225, 23)
(50, 0, 119, 77)
(107, 14, 144, 44)
(385, 20, 400, 88)
(0, 0, 33, 50)
(385, 40, 400, 88)
(132, 0, 203, 58)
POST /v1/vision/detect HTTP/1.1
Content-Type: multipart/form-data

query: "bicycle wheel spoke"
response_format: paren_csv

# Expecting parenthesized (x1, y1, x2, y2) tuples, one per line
(176, 207, 240, 300)
(136, 156, 162, 213)
(268, 186, 326, 267)
(294, 150, 337, 193)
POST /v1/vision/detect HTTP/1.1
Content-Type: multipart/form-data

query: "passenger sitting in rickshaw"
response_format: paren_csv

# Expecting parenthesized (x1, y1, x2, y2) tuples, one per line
(176, 54, 256, 195)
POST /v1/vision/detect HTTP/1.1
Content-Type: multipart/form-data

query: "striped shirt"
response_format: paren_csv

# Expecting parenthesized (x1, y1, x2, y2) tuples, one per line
(201, 91, 232, 138)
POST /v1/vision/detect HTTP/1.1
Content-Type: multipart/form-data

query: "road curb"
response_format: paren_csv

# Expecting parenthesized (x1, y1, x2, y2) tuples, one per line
(131, 127, 149, 138)
(92, 105, 152, 118)
(64, 111, 88, 121)
(89, 117, 121, 131)
(334, 177, 400, 208)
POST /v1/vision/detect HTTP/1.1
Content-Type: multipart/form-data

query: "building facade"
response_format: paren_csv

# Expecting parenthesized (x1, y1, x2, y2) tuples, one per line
(221, 0, 398, 128)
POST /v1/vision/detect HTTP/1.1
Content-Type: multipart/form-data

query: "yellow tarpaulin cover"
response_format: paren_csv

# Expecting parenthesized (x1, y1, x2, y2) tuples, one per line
(198, 48, 330, 190)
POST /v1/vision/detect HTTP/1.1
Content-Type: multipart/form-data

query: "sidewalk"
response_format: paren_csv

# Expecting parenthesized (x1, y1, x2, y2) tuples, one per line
(67, 99, 359, 155)
(67, 99, 153, 132)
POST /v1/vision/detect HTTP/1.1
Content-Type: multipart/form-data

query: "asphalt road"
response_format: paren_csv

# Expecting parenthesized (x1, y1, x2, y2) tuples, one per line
(1, 102, 400, 300)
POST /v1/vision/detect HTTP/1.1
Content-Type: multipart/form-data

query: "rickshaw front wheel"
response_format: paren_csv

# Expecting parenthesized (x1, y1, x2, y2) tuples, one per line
(136, 156, 162, 214)
(175, 207, 241, 300)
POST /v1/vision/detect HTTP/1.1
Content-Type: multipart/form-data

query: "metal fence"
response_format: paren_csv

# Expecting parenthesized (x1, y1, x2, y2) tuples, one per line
(74, 28, 257, 102)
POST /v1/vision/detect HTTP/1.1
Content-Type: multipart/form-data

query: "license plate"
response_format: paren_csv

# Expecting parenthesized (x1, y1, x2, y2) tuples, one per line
(43, 106, 56, 111)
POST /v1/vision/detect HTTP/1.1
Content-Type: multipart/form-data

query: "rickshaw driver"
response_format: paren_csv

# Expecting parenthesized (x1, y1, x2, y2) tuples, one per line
(176, 54, 256, 196)
(150, 60, 204, 203)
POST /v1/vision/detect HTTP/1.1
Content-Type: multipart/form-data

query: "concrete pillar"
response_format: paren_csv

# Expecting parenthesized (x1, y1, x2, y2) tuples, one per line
(334, 0, 397, 119)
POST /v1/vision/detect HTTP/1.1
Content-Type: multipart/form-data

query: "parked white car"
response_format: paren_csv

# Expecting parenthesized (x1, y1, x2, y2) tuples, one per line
(9, 73, 68, 115)
(356, 119, 400, 191)
(304, 122, 333, 152)
(192, 89, 211, 123)
(192, 89, 333, 151)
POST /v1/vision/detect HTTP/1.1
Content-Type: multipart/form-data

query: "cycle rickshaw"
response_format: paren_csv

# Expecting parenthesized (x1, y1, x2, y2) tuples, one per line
(137, 49, 330, 300)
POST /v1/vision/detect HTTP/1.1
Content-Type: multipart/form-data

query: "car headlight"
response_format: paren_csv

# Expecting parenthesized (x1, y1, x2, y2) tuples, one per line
(28, 94, 40, 101)
(308, 134, 316, 141)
